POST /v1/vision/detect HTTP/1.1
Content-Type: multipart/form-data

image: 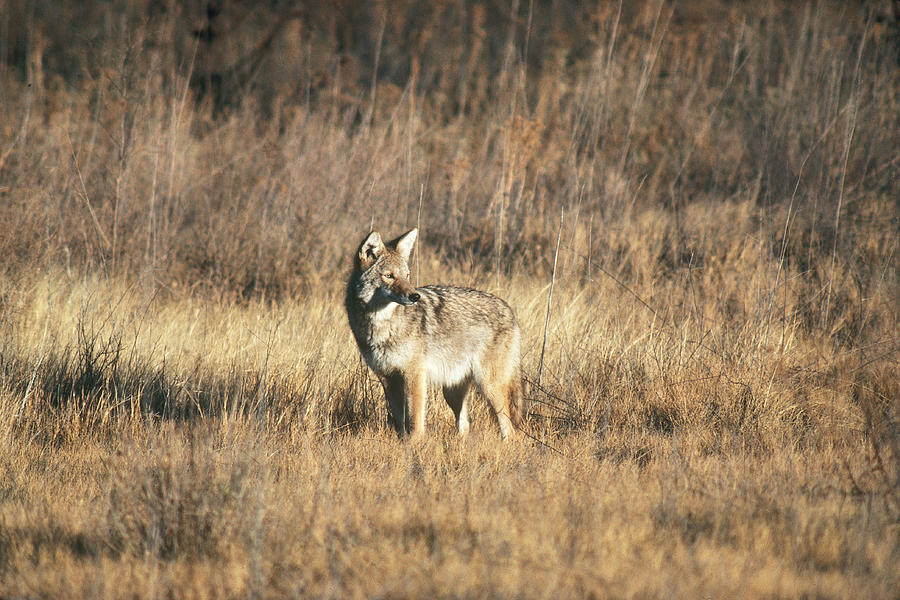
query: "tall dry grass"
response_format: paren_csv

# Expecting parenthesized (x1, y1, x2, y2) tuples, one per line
(1, 1, 898, 598)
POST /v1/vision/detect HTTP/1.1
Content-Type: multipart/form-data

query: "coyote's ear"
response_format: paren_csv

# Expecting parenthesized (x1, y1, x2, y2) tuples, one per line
(358, 231, 385, 269)
(391, 228, 418, 262)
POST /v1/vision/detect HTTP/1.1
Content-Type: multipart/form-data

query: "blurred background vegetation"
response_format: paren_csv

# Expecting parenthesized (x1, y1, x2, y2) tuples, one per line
(1, 0, 896, 301)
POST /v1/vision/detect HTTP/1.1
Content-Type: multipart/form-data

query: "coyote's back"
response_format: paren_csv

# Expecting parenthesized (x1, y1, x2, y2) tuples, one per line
(345, 228, 523, 438)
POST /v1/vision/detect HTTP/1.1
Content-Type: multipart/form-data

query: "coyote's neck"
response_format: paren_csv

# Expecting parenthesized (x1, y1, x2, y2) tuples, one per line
(345, 276, 400, 356)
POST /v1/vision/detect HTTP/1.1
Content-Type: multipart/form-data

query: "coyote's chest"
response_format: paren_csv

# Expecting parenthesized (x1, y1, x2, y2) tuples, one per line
(350, 302, 416, 375)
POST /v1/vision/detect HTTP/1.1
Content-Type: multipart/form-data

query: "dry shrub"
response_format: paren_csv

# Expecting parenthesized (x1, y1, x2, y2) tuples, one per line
(105, 431, 264, 561)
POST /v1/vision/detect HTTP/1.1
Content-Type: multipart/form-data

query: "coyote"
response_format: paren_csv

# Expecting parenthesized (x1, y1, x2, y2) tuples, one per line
(345, 228, 524, 439)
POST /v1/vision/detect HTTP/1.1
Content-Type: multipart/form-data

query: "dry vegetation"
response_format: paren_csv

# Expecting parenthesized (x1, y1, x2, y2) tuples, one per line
(1, 1, 899, 598)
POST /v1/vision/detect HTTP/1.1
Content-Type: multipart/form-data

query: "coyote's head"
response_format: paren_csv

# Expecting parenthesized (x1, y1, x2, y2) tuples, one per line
(354, 228, 420, 306)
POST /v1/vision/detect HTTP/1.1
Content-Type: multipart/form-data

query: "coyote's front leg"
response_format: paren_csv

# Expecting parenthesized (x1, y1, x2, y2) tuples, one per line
(405, 367, 428, 437)
(382, 369, 427, 437)
(382, 374, 408, 436)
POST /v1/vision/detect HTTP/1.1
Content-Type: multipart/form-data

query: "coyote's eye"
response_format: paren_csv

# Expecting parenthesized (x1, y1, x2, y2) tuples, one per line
(384, 273, 394, 280)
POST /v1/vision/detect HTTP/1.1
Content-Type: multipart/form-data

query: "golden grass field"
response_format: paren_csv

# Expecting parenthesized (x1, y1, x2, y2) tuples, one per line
(1, 1, 898, 598)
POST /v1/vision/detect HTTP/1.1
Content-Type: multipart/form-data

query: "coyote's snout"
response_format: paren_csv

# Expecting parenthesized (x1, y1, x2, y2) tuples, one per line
(345, 228, 524, 439)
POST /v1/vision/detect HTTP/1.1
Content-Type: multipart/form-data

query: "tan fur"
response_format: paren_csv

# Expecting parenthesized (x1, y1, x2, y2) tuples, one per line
(345, 228, 524, 439)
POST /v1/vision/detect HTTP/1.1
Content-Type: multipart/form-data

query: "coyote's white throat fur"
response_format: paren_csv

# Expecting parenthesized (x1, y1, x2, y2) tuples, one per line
(345, 228, 524, 438)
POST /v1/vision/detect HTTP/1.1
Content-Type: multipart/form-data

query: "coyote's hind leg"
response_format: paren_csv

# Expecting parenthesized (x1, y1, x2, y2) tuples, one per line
(442, 380, 471, 435)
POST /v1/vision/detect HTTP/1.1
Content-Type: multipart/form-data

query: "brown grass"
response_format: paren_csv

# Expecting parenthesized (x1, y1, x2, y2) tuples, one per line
(1, 1, 898, 598)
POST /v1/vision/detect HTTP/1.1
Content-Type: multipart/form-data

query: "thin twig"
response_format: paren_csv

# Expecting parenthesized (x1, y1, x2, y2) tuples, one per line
(538, 207, 564, 388)
(416, 183, 424, 286)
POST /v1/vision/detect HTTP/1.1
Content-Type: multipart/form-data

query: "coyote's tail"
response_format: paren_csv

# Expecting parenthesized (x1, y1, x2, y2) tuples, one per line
(509, 375, 525, 429)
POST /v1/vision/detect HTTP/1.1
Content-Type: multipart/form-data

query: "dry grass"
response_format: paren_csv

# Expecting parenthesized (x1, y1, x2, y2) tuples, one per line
(1, 1, 899, 598)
